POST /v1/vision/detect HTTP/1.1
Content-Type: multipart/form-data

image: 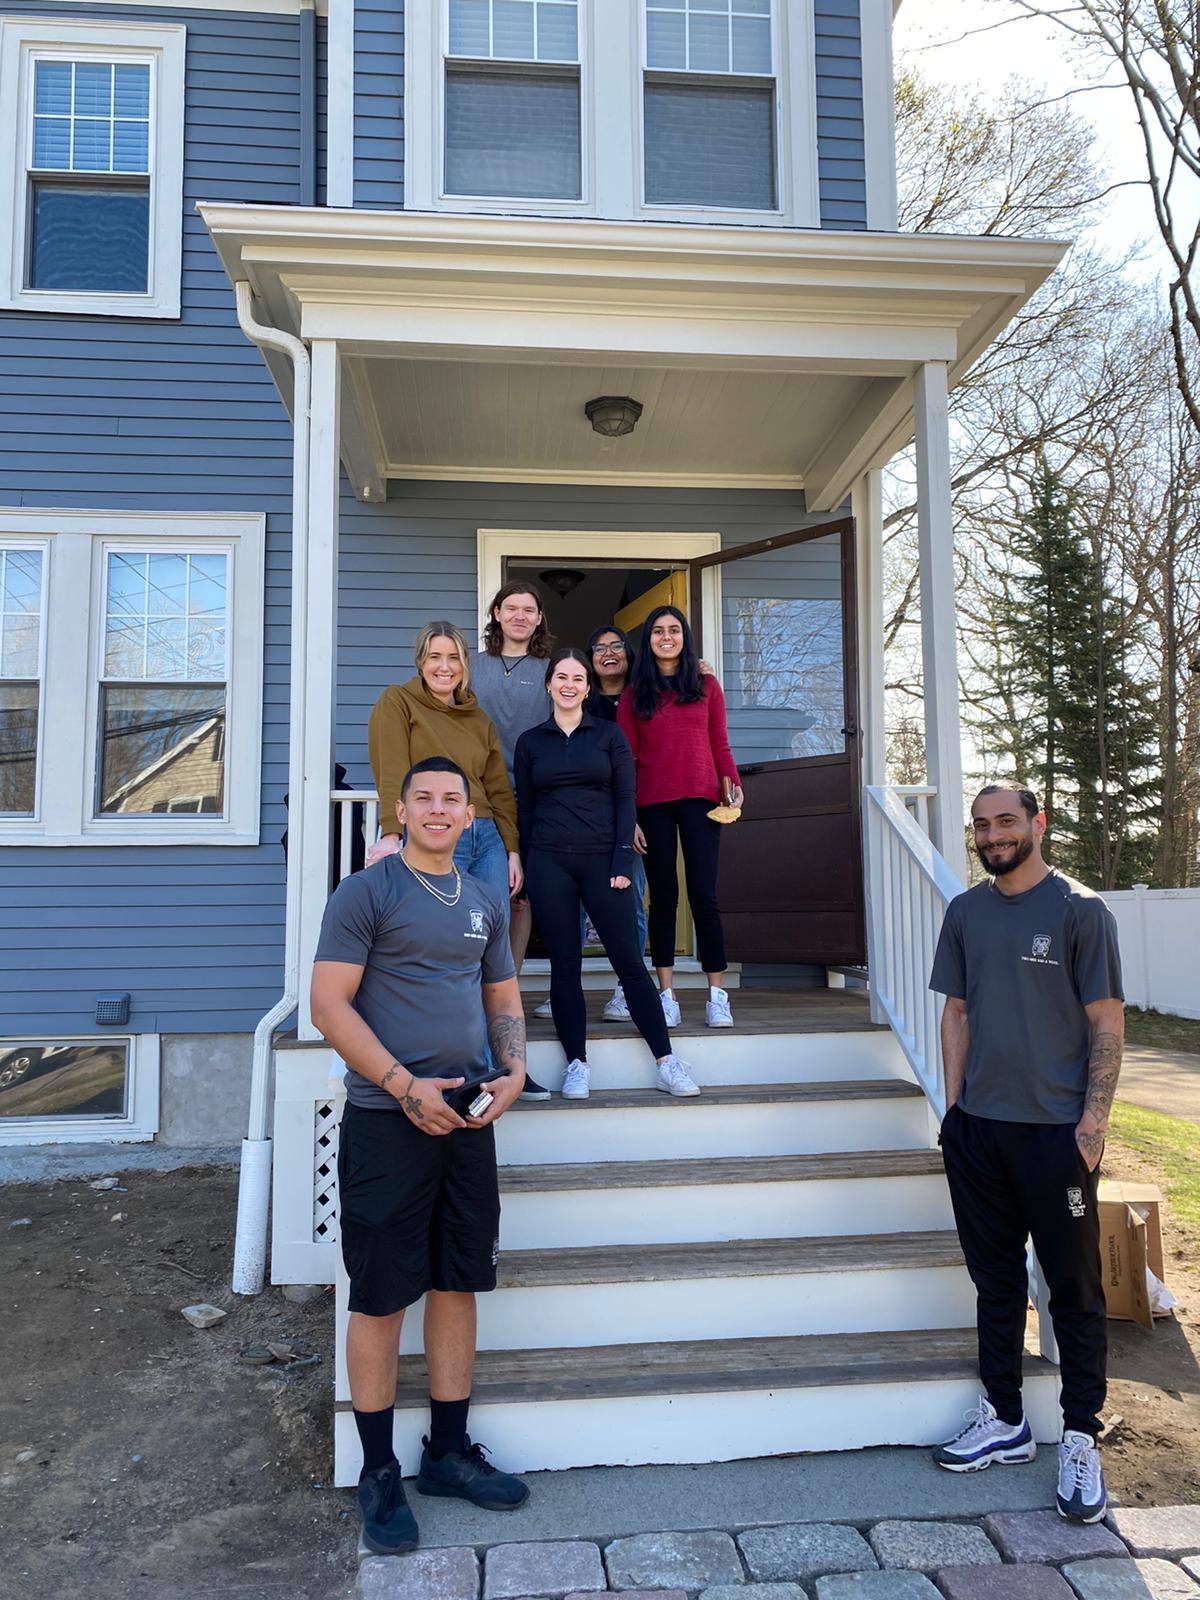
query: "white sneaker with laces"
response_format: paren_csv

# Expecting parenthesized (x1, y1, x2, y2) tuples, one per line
(705, 987, 734, 1028)
(933, 1397, 1036, 1472)
(602, 983, 631, 1021)
(659, 989, 681, 1027)
(533, 997, 553, 1019)
(560, 1059, 590, 1100)
(655, 1054, 700, 1097)
(1056, 1430, 1106, 1522)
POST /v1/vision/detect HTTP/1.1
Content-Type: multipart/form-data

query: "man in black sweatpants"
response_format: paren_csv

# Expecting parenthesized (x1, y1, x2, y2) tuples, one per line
(929, 782, 1123, 1524)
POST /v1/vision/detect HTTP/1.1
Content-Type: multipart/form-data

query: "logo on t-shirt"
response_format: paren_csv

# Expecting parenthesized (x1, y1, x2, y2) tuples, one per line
(465, 908, 486, 940)
(1021, 933, 1059, 967)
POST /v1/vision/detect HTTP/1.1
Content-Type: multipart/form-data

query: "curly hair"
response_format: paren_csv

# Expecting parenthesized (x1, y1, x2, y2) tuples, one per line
(481, 580, 556, 659)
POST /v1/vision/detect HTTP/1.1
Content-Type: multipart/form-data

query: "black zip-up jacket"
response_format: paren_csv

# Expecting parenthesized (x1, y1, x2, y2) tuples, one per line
(514, 712, 637, 879)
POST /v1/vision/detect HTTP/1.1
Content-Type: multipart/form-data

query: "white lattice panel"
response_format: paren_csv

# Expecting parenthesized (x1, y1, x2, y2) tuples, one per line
(272, 1048, 343, 1284)
(313, 1100, 340, 1246)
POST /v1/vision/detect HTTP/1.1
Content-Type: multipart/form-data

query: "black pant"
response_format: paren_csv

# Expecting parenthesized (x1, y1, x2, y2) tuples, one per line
(638, 798, 726, 974)
(939, 1104, 1106, 1437)
(524, 848, 671, 1063)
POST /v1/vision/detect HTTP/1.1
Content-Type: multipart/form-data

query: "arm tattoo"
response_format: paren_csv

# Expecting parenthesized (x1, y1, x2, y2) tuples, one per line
(380, 1060, 406, 1092)
(487, 1010, 527, 1071)
(1084, 1031, 1122, 1125)
(401, 1085, 425, 1122)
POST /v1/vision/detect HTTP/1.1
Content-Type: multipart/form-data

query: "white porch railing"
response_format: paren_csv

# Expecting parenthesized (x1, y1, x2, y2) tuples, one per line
(863, 784, 1058, 1365)
(331, 790, 379, 885)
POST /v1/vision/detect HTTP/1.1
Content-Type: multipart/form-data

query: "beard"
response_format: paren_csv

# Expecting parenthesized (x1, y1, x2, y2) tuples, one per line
(976, 830, 1035, 877)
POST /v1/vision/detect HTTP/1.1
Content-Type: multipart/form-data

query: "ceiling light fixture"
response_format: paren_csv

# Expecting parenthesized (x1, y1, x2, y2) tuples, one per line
(585, 395, 643, 438)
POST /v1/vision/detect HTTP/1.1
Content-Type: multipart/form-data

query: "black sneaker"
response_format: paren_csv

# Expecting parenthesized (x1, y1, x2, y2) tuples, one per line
(356, 1459, 418, 1554)
(415, 1435, 530, 1511)
(519, 1076, 551, 1101)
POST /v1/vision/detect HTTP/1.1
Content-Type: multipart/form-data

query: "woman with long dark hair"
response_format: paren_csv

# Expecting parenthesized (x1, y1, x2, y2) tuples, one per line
(618, 605, 742, 1029)
(515, 647, 699, 1098)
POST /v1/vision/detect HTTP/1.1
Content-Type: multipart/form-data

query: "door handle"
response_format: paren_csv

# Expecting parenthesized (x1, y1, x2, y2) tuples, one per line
(841, 725, 858, 738)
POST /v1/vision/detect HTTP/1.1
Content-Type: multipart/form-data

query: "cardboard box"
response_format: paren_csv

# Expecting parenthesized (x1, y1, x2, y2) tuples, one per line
(1098, 1181, 1167, 1332)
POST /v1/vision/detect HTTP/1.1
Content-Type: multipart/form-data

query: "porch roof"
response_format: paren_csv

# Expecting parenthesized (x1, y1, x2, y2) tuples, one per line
(199, 204, 1066, 511)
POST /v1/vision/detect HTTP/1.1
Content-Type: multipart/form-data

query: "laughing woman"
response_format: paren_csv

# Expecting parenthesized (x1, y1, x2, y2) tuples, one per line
(366, 621, 522, 908)
(617, 605, 742, 1030)
(515, 648, 700, 1099)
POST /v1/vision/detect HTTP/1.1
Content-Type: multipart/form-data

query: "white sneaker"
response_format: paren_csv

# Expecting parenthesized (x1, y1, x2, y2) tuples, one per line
(533, 997, 553, 1019)
(659, 989, 681, 1027)
(655, 1054, 700, 1097)
(933, 1397, 1036, 1472)
(705, 987, 734, 1027)
(561, 1059, 590, 1100)
(1056, 1430, 1106, 1523)
(602, 983, 631, 1021)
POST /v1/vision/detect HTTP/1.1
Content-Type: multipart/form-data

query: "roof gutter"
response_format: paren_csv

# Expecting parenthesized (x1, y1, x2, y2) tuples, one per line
(231, 279, 311, 1296)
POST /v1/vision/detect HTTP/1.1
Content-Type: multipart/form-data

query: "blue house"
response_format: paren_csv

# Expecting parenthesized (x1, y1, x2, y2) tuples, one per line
(1, 0, 1067, 1474)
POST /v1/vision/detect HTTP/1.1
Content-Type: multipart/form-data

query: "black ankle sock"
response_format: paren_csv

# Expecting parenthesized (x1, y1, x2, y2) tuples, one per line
(354, 1405, 396, 1474)
(428, 1395, 470, 1460)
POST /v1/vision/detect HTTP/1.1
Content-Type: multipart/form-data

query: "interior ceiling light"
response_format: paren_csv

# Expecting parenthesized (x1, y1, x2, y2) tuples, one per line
(539, 568, 587, 599)
(585, 396, 643, 438)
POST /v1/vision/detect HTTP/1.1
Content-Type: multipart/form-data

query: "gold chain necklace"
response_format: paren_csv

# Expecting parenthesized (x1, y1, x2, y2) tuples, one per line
(399, 849, 462, 907)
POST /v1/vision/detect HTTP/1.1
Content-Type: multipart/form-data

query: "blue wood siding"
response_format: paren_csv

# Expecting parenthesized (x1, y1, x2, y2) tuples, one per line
(333, 481, 832, 784)
(816, 0, 868, 229)
(0, 4, 301, 1038)
(354, 0, 405, 208)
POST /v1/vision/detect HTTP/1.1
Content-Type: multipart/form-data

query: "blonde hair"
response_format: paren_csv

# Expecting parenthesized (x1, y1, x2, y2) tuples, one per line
(414, 620, 472, 701)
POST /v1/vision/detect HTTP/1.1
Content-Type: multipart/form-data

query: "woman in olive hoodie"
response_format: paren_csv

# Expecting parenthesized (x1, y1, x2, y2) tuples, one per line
(365, 620, 522, 906)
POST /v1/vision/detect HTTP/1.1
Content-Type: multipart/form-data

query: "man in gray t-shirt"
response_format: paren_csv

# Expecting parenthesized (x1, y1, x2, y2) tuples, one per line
(927, 783, 1124, 1526)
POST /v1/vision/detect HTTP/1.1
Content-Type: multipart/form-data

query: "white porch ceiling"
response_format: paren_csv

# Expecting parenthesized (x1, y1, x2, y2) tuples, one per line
(199, 206, 1068, 510)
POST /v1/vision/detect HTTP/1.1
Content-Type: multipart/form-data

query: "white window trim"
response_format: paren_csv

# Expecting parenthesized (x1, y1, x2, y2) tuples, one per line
(0, 537, 49, 824)
(0, 15, 185, 318)
(403, 0, 816, 225)
(0, 509, 264, 847)
(0, 1033, 160, 1146)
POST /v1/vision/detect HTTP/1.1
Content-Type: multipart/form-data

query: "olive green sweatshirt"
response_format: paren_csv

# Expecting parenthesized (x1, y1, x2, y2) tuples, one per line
(367, 676, 518, 849)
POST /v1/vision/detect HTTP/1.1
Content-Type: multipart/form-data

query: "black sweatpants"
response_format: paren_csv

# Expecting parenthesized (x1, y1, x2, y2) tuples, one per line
(638, 797, 726, 974)
(939, 1103, 1107, 1437)
(524, 847, 671, 1063)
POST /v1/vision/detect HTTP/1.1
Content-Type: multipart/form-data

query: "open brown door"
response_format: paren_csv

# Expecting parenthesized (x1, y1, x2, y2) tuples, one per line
(689, 516, 865, 966)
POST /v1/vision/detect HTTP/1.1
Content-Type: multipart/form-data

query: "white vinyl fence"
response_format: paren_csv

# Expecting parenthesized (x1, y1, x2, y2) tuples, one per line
(1101, 886, 1200, 1020)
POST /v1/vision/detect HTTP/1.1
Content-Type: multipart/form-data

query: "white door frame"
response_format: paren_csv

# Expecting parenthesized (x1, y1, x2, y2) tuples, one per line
(476, 529, 723, 656)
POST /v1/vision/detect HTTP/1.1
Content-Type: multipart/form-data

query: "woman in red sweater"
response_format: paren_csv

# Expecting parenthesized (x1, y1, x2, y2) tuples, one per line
(617, 605, 743, 1029)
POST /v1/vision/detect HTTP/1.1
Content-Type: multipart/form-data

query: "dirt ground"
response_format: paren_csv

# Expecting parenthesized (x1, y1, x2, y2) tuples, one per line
(3, 1155, 1199, 1600)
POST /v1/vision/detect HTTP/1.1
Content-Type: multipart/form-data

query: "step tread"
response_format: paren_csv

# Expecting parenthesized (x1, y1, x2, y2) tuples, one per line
(494, 1228, 963, 1288)
(366, 1329, 1056, 1409)
(499, 1147, 945, 1192)
(514, 1078, 923, 1111)
(526, 986, 889, 1041)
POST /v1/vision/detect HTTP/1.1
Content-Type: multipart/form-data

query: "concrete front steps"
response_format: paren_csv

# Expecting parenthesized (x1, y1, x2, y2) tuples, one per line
(331, 1013, 1062, 1484)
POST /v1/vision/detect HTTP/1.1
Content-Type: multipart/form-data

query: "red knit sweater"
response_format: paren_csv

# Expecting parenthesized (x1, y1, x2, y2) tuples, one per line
(617, 676, 740, 807)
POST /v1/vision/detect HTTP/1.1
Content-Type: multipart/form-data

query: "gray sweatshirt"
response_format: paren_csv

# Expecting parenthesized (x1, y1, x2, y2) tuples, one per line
(472, 651, 550, 783)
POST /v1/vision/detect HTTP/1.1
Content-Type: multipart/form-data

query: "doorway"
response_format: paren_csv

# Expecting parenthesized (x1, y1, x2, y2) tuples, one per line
(503, 560, 674, 655)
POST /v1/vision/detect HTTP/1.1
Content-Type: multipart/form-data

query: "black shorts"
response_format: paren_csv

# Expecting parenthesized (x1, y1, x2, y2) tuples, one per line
(337, 1100, 501, 1317)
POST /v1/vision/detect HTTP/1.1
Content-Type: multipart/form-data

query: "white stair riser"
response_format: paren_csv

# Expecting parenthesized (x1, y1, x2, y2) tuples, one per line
(364, 1265, 976, 1364)
(495, 1097, 931, 1164)
(526, 1029, 910, 1087)
(497, 1174, 954, 1250)
(333, 1371, 1062, 1483)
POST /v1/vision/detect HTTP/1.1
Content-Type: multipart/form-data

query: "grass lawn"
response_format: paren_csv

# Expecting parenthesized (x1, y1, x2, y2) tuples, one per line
(1109, 1098, 1200, 1233)
(1123, 1006, 1200, 1055)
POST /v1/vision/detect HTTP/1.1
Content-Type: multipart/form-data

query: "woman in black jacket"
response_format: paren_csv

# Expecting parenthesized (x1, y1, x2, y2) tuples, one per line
(514, 648, 699, 1100)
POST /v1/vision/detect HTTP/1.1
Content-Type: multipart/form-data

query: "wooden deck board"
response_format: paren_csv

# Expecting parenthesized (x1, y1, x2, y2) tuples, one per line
(498, 1147, 945, 1192)
(525, 985, 885, 1043)
(494, 1229, 963, 1289)
(369, 1328, 1055, 1408)
(511, 1079, 923, 1112)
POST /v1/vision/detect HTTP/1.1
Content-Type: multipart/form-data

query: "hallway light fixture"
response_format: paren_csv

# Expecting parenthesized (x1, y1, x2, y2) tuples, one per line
(539, 568, 587, 599)
(585, 395, 643, 438)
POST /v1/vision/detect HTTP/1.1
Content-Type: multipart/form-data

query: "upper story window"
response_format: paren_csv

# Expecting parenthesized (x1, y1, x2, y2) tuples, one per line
(445, 0, 581, 201)
(0, 17, 185, 318)
(643, 0, 776, 210)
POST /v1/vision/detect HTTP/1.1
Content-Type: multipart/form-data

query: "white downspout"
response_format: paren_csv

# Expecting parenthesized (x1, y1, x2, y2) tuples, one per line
(232, 279, 311, 1295)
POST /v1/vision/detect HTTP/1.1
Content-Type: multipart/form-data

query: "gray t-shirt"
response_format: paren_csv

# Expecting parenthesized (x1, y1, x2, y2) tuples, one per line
(929, 868, 1123, 1124)
(314, 857, 515, 1110)
(472, 652, 549, 784)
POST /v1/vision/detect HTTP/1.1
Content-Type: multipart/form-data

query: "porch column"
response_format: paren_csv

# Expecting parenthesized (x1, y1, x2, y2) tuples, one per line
(297, 339, 341, 1038)
(852, 469, 886, 787)
(913, 361, 968, 883)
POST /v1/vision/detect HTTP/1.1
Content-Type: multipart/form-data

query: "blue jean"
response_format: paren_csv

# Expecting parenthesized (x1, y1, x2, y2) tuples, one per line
(453, 816, 510, 923)
(580, 850, 647, 956)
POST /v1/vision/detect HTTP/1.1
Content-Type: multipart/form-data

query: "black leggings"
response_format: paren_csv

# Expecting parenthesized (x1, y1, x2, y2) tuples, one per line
(524, 848, 671, 1063)
(638, 797, 726, 974)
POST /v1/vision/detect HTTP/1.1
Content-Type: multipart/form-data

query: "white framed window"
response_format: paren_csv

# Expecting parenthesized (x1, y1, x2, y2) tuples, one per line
(0, 16, 185, 318)
(0, 1034, 159, 1146)
(0, 509, 264, 847)
(443, 0, 583, 203)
